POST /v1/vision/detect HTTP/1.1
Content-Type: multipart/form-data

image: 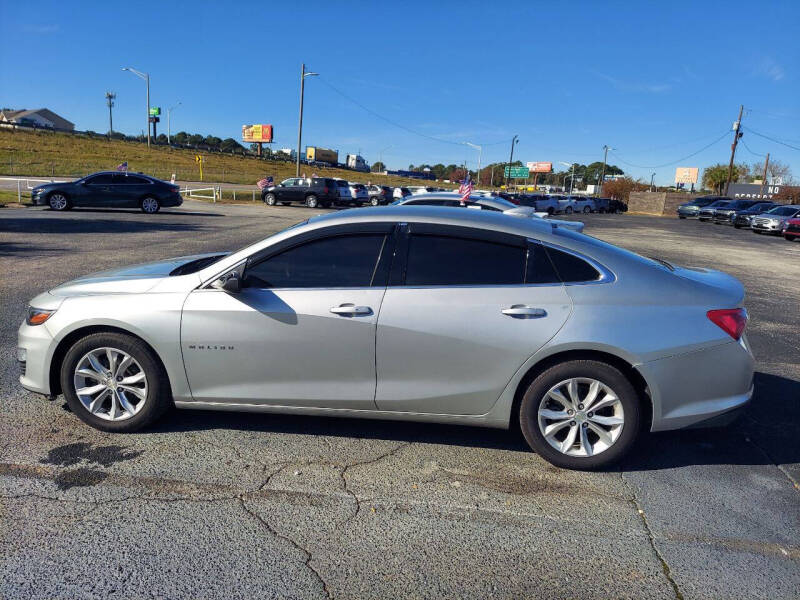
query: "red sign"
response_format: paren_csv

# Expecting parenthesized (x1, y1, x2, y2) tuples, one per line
(526, 161, 552, 173)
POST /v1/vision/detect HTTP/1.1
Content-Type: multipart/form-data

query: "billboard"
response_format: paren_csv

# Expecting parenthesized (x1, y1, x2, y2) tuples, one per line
(728, 183, 782, 200)
(242, 124, 273, 143)
(526, 161, 552, 173)
(675, 167, 699, 184)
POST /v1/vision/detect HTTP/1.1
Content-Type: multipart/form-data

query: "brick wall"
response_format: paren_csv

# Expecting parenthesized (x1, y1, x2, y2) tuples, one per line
(628, 191, 700, 215)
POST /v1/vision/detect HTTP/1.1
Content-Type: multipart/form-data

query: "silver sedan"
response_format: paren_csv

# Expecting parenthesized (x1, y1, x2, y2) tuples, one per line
(18, 207, 754, 469)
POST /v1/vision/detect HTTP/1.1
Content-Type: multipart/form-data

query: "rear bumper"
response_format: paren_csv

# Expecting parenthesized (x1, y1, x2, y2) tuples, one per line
(640, 338, 755, 432)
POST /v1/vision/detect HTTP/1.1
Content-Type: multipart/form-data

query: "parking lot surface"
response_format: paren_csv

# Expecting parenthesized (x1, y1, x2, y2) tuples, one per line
(1, 202, 798, 599)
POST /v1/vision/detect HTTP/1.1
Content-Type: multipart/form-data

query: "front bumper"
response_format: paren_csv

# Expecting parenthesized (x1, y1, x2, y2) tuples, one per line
(639, 337, 755, 432)
(18, 320, 57, 395)
(752, 221, 782, 233)
(677, 208, 700, 218)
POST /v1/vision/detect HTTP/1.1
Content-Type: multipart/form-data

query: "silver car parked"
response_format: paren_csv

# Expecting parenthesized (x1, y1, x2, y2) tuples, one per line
(18, 207, 754, 469)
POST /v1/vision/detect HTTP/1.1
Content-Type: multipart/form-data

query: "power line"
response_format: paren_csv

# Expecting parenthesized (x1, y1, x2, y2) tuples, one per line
(740, 137, 767, 157)
(609, 130, 731, 169)
(747, 128, 800, 152)
(618, 128, 730, 154)
(317, 76, 509, 147)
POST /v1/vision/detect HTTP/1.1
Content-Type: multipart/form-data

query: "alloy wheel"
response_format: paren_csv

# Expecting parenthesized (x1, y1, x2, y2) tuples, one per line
(142, 197, 159, 213)
(49, 194, 68, 210)
(537, 377, 624, 457)
(73, 347, 148, 421)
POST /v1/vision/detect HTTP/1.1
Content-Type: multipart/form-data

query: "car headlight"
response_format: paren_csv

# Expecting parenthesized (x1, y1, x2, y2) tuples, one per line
(26, 307, 57, 326)
(32, 188, 43, 194)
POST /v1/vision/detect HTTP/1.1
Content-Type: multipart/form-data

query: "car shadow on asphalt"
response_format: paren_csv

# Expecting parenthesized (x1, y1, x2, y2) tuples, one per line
(0, 217, 211, 235)
(146, 371, 800, 468)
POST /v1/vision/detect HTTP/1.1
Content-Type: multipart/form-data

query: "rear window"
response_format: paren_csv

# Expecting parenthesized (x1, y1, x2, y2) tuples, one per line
(336, 180, 349, 187)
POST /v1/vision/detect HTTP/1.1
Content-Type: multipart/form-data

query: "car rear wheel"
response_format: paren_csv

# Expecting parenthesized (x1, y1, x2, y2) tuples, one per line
(370, 197, 380, 206)
(785, 235, 795, 241)
(306, 194, 318, 208)
(519, 360, 641, 470)
(140, 197, 160, 214)
(48, 193, 70, 211)
(61, 332, 172, 432)
(565, 206, 574, 214)
(264, 193, 277, 206)
(583, 206, 591, 213)
(547, 207, 554, 215)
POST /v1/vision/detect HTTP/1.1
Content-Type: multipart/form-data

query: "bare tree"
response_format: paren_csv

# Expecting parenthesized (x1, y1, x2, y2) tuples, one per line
(751, 159, 793, 184)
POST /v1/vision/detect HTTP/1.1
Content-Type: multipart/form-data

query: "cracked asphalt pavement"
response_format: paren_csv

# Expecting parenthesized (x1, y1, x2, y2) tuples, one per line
(1, 201, 798, 599)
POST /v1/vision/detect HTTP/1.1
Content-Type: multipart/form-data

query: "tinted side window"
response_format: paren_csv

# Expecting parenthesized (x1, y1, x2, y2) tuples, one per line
(545, 247, 600, 282)
(405, 235, 525, 286)
(244, 234, 386, 289)
(86, 174, 114, 185)
(526, 244, 560, 284)
(114, 174, 148, 184)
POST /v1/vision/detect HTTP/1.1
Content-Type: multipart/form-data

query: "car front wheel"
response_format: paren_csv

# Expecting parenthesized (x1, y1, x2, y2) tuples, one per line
(60, 332, 172, 432)
(519, 360, 641, 470)
(370, 197, 380, 206)
(49, 193, 70, 211)
(565, 207, 574, 214)
(306, 194, 318, 208)
(264, 193, 277, 206)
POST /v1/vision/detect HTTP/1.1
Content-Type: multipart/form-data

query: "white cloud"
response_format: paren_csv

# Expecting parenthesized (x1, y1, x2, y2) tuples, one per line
(751, 57, 785, 82)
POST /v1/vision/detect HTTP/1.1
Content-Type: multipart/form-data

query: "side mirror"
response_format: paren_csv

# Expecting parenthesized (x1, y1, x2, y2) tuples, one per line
(221, 275, 241, 293)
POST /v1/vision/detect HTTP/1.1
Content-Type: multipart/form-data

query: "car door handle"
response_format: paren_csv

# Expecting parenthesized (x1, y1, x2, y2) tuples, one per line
(501, 305, 547, 318)
(330, 304, 372, 316)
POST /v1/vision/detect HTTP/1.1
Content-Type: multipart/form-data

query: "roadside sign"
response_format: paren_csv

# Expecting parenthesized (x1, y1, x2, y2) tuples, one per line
(504, 166, 530, 178)
(149, 107, 161, 116)
(526, 162, 552, 173)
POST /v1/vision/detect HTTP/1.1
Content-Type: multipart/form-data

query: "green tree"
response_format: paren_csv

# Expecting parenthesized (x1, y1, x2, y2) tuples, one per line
(173, 131, 188, 145)
(371, 161, 386, 172)
(701, 163, 748, 193)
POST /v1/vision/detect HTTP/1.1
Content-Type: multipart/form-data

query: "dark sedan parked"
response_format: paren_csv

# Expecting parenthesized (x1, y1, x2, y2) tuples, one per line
(729, 202, 778, 228)
(31, 171, 182, 214)
(676, 196, 726, 219)
(711, 199, 761, 224)
(697, 199, 732, 221)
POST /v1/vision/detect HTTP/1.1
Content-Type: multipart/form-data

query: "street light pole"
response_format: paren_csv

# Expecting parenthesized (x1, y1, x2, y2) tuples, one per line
(296, 63, 319, 177)
(650, 172, 656, 192)
(167, 102, 181, 145)
(505, 135, 519, 188)
(598, 145, 611, 196)
(465, 142, 482, 185)
(122, 67, 151, 148)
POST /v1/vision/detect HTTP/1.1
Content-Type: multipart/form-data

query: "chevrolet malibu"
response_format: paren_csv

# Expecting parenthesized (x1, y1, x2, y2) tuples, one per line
(18, 207, 754, 469)
(31, 171, 183, 213)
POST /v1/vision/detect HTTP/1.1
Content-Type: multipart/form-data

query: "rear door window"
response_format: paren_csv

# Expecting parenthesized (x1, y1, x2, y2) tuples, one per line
(86, 174, 114, 185)
(404, 234, 526, 286)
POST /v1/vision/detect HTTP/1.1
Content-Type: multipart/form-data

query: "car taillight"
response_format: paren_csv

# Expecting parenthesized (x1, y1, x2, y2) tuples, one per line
(707, 308, 747, 340)
(324, 187, 329, 194)
(170, 185, 180, 192)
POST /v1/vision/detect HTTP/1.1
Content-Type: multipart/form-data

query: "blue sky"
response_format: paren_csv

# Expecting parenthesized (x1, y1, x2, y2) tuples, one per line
(2, 0, 799, 185)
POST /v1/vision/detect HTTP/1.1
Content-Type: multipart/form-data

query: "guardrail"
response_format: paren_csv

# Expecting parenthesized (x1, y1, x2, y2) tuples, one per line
(0, 176, 67, 203)
(180, 186, 220, 202)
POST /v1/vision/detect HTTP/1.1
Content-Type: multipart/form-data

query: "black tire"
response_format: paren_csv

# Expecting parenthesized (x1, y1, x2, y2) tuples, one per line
(370, 197, 380, 206)
(264, 193, 277, 206)
(678, 215, 686, 219)
(518, 360, 641, 470)
(140, 197, 160, 214)
(306, 194, 318, 208)
(565, 206, 574, 214)
(583, 206, 591, 214)
(785, 235, 795, 242)
(60, 332, 172, 433)
(48, 192, 70, 211)
(733, 224, 741, 229)
(547, 207, 555, 215)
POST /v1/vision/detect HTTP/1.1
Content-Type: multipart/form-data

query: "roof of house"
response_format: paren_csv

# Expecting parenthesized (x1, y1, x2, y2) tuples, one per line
(0, 108, 74, 129)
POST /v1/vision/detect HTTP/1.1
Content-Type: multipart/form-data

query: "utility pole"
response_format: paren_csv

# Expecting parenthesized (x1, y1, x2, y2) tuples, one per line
(105, 92, 116, 135)
(505, 135, 519, 188)
(650, 172, 656, 192)
(167, 102, 181, 145)
(759, 152, 770, 198)
(296, 63, 319, 177)
(598, 145, 610, 196)
(724, 104, 744, 196)
(465, 142, 482, 185)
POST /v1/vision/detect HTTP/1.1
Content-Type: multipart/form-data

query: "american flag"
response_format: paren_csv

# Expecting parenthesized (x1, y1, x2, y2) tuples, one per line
(116, 161, 128, 172)
(458, 175, 473, 205)
(257, 176, 273, 190)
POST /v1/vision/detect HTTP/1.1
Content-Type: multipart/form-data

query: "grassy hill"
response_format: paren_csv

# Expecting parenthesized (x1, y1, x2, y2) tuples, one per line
(0, 128, 458, 189)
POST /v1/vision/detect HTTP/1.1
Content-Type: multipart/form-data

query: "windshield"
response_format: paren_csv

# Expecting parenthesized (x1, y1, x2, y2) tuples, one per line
(767, 206, 796, 216)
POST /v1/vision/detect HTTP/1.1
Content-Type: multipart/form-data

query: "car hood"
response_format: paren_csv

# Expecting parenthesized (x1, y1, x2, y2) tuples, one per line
(48, 253, 226, 297)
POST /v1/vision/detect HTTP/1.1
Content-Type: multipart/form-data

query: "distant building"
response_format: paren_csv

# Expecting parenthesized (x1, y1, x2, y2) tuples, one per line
(0, 108, 75, 131)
